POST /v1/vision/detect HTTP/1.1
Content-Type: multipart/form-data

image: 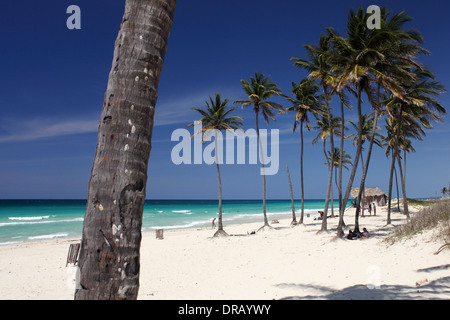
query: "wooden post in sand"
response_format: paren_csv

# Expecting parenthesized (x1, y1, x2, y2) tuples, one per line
(156, 229, 164, 240)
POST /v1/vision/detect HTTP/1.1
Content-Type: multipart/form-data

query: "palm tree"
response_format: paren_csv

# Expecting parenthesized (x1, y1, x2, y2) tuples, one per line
(75, 0, 177, 300)
(311, 115, 343, 220)
(385, 69, 446, 223)
(327, 148, 352, 188)
(326, 147, 352, 216)
(334, 91, 354, 225)
(348, 113, 383, 219)
(384, 120, 403, 212)
(327, 6, 429, 235)
(384, 118, 419, 214)
(188, 94, 243, 237)
(234, 72, 283, 230)
(292, 34, 337, 232)
(281, 79, 324, 224)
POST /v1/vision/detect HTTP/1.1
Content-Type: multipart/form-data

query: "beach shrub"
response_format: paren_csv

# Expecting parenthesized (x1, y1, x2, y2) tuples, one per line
(385, 199, 450, 245)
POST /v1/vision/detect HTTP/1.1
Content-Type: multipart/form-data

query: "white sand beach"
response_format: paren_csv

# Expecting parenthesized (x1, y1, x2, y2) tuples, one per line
(0, 205, 449, 300)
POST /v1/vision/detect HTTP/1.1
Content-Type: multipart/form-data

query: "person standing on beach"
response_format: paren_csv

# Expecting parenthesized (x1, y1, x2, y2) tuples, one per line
(373, 203, 376, 216)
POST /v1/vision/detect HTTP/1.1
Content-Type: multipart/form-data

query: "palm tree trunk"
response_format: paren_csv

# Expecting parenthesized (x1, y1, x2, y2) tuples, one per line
(403, 150, 409, 216)
(321, 85, 334, 232)
(396, 151, 410, 219)
(360, 152, 365, 218)
(255, 113, 270, 229)
(387, 106, 404, 225)
(299, 121, 305, 224)
(338, 86, 363, 237)
(387, 150, 396, 225)
(75, 0, 177, 300)
(354, 111, 380, 233)
(393, 159, 400, 212)
(338, 100, 345, 217)
(286, 164, 297, 225)
(355, 82, 381, 229)
(214, 130, 227, 237)
(330, 179, 334, 217)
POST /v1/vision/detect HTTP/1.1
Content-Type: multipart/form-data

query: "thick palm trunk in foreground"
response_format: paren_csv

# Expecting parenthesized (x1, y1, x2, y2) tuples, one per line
(75, 0, 176, 300)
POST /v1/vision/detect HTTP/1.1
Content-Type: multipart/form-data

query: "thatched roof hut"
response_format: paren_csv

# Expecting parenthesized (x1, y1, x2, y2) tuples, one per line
(350, 187, 387, 206)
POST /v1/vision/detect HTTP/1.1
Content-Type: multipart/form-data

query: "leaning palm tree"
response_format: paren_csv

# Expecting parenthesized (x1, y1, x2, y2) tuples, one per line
(281, 79, 324, 224)
(75, 0, 177, 300)
(188, 94, 243, 237)
(234, 72, 283, 231)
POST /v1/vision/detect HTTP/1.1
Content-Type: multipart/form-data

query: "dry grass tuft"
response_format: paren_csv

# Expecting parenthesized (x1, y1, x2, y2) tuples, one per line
(385, 199, 450, 246)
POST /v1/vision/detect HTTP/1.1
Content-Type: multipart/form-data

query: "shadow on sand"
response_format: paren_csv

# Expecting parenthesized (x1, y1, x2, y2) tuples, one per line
(277, 276, 450, 300)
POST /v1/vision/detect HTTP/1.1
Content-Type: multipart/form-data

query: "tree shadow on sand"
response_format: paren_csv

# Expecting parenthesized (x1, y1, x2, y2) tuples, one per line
(277, 276, 450, 300)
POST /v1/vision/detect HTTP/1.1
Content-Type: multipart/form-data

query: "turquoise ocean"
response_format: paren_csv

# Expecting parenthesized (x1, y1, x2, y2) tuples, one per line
(0, 199, 338, 245)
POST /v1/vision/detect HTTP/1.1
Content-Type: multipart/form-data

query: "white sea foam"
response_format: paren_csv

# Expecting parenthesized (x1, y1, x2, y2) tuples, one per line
(0, 217, 84, 227)
(148, 218, 212, 230)
(0, 241, 24, 246)
(171, 210, 192, 214)
(8, 216, 50, 221)
(28, 233, 68, 240)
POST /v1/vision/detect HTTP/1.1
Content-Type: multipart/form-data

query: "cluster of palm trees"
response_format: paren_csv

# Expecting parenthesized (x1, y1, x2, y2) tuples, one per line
(190, 6, 446, 238)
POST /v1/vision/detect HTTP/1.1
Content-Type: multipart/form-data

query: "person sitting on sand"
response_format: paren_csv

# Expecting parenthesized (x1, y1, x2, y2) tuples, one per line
(346, 230, 356, 240)
(361, 227, 369, 239)
(315, 210, 324, 220)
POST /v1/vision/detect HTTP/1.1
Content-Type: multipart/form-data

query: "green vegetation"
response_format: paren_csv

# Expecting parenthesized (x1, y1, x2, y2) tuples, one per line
(385, 199, 450, 245)
(405, 198, 439, 207)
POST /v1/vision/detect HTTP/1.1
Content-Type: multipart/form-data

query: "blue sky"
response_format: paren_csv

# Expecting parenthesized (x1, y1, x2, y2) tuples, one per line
(0, 0, 448, 199)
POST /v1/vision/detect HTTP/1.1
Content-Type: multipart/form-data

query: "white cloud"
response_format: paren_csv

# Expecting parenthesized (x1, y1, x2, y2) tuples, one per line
(0, 88, 243, 143)
(0, 118, 99, 143)
(154, 88, 240, 127)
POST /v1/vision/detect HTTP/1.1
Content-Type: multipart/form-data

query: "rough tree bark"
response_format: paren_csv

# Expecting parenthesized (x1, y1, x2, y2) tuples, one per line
(75, 0, 177, 300)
